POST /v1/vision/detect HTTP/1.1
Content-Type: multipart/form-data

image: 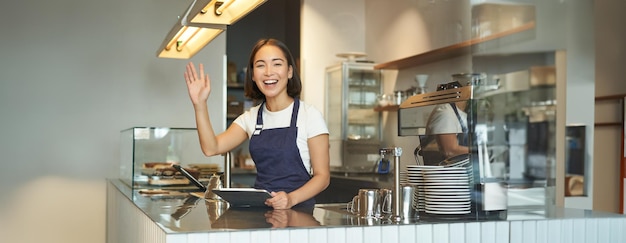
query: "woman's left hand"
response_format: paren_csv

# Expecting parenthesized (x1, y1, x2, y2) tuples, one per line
(265, 191, 292, 209)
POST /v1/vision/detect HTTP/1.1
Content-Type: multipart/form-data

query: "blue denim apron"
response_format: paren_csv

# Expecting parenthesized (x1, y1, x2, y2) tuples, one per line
(249, 99, 315, 207)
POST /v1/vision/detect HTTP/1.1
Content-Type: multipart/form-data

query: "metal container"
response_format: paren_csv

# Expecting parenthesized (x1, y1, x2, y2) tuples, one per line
(381, 186, 417, 219)
(452, 73, 487, 86)
(394, 90, 405, 105)
(348, 189, 382, 218)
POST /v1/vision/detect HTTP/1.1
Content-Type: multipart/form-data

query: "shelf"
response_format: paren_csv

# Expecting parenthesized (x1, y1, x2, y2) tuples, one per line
(595, 94, 626, 102)
(595, 122, 622, 127)
(373, 105, 399, 112)
(374, 21, 536, 70)
(227, 83, 245, 89)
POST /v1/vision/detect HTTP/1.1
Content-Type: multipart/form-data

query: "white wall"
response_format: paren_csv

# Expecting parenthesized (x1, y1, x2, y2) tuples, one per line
(553, 0, 595, 210)
(0, 0, 226, 242)
(301, 0, 367, 167)
(301, 0, 366, 115)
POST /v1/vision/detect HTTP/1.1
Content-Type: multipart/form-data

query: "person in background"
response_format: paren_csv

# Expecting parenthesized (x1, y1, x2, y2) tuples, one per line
(183, 38, 330, 209)
(419, 81, 469, 164)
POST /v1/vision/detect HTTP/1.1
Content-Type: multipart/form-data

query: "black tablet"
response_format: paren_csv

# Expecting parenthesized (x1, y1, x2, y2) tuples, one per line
(212, 188, 272, 207)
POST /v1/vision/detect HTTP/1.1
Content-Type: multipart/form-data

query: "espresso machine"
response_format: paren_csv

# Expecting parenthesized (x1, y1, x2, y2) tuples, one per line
(398, 84, 508, 220)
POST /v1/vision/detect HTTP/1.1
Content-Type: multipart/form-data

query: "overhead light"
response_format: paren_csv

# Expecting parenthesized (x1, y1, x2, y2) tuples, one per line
(189, 0, 268, 25)
(156, 21, 225, 59)
(157, 0, 267, 59)
(157, 0, 226, 59)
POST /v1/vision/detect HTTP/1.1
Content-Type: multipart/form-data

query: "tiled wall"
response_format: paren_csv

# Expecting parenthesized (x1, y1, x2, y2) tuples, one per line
(108, 183, 626, 243)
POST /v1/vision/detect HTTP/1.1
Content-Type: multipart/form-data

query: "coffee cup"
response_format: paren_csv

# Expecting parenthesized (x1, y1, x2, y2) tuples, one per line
(380, 185, 418, 219)
(348, 189, 382, 218)
(380, 188, 393, 214)
(347, 195, 360, 214)
(400, 185, 418, 219)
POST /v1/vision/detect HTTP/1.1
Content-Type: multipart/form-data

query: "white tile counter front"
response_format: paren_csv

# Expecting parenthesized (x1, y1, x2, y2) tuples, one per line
(106, 180, 626, 243)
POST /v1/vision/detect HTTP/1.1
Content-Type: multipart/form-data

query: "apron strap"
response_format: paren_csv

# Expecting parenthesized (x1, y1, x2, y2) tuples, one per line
(290, 99, 300, 128)
(449, 103, 468, 133)
(254, 99, 300, 135)
(254, 102, 265, 136)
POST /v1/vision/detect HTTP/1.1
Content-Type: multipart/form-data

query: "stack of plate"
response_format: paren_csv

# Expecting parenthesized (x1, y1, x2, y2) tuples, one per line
(422, 167, 471, 215)
(405, 165, 443, 212)
(440, 154, 473, 184)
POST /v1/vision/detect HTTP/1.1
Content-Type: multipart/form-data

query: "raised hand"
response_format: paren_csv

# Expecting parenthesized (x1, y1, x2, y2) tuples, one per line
(183, 62, 211, 106)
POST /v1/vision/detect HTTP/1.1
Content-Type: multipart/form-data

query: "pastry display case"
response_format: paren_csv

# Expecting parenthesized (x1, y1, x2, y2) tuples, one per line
(119, 127, 219, 190)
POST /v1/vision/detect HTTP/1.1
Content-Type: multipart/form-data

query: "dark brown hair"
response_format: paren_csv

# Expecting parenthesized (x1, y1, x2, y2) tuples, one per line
(243, 38, 302, 101)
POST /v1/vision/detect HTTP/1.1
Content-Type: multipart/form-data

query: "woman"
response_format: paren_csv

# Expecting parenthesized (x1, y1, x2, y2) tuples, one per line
(183, 38, 330, 209)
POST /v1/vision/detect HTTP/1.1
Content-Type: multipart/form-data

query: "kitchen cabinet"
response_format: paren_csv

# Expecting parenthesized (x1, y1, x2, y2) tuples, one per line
(325, 61, 383, 172)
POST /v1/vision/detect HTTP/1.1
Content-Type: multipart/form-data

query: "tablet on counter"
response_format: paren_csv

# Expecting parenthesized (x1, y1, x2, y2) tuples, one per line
(212, 188, 272, 207)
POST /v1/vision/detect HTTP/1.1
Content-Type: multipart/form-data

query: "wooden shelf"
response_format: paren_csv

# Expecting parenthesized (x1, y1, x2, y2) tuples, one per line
(373, 105, 399, 112)
(595, 94, 626, 102)
(594, 94, 625, 127)
(227, 83, 245, 89)
(595, 122, 622, 127)
(374, 21, 536, 70)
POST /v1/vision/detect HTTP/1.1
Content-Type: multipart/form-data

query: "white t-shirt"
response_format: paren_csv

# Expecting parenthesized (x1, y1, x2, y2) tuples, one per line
(233, 100, 329, 174)
(426, 103, 467, 135)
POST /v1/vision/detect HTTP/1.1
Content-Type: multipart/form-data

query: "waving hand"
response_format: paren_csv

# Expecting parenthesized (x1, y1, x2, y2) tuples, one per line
(184, 62, 211, 106)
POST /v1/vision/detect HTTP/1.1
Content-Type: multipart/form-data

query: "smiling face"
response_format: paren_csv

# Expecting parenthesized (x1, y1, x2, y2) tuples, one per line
(251, 45, 293, 99)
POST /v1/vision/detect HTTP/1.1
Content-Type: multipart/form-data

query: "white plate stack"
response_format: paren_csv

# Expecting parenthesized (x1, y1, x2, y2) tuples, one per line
(422, 166, 471, 215)
(405, 165, 443, 212)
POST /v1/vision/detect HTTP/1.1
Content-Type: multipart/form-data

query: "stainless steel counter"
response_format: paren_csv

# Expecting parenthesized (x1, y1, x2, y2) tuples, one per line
(107, 179, 626, 243)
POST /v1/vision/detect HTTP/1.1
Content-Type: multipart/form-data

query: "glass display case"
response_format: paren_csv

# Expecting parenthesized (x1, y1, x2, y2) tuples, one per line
(120, 127, 219, 190)
(325, 62, 383, 172)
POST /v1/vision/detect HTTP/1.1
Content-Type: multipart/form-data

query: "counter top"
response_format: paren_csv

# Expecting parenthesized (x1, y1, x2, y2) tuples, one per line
(109, 179, 626, 234)
(108, 179, 626, 243)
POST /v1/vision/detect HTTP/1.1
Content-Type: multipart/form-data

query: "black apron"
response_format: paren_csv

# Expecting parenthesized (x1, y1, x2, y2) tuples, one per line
(249, 99, 314, 207)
